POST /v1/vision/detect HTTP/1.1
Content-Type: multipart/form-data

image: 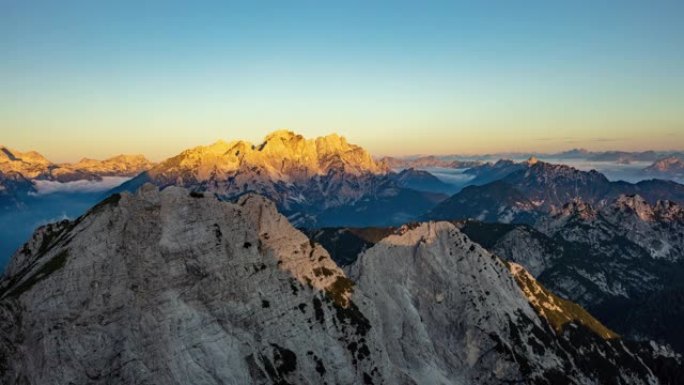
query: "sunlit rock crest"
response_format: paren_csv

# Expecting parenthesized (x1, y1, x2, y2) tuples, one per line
(0, 145, 154, 182)
(115, 131, 445, 227)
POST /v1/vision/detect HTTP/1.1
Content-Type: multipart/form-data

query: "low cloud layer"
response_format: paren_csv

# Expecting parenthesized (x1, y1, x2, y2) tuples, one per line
(421, 168, 476, 185)
(31, 177, 130, 195)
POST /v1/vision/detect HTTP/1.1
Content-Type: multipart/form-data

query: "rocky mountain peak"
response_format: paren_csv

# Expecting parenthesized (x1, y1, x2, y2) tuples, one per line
(646, 156, 684, 171)
(644, 156, 684, 178)
(148, 130, 387, 183)
(612, 194, 656, 221)
(556, 199, 598, 220)
(0, 147, 54, 179)
(0, 146, 154, 181)
(608, 194, 684, 223)
(653, 200, 684, 221)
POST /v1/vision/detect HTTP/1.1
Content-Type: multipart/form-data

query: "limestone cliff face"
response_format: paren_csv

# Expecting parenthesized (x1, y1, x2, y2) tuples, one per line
(0, 185, 377, 384)
(349, 222, 679, 385)
(0, 186, 679, 384)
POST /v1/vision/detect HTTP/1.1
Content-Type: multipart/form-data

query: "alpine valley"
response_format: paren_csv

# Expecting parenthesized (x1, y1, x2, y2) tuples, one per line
(2, 131, 684, 385)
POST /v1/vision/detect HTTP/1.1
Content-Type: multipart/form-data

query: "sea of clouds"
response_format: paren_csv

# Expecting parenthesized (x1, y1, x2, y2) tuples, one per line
(31, 176, 131, 195)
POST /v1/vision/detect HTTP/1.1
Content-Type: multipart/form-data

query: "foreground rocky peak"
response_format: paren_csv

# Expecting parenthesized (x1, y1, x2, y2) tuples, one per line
(0, 185, 365, 384)
(349, 221, 679, 384)
(1, 187, 680, 384)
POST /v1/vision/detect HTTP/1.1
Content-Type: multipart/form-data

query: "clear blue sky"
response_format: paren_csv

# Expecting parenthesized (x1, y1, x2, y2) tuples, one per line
(1, 0, 683, 161)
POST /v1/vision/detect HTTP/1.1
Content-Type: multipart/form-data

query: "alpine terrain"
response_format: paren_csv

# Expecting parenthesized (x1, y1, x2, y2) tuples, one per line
(0, 185, 681, 384)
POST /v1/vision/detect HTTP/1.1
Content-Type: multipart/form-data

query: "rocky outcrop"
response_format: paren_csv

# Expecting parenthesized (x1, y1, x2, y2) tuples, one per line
(0, 186, 680, 384)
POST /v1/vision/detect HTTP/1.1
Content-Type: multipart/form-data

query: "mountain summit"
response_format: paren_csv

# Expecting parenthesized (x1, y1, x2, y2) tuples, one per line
(147, 130, 387, 183)
(116, 131, 443, 227)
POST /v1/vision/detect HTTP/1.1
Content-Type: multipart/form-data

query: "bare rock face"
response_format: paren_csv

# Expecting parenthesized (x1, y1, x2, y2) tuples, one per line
(0, 186, 680, 384)
(349, 222, 679, 385)
(0, 185, 384, 384)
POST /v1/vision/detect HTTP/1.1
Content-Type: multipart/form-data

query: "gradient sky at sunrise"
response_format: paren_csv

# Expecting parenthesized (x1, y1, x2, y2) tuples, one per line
(2, 0, 683, 162)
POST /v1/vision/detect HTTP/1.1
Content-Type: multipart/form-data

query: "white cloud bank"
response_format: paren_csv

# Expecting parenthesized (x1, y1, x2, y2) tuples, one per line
(31, 177, 131, 195)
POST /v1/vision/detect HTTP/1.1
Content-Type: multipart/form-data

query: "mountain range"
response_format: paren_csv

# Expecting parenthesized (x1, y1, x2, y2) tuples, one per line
(1, 184, 681, 384)
(425, 158, 684, 223)
(448, 194, 684, 353)
(0, 146, 154, 182)
(3, 130, 684, 384)
(384, 149, 684, 164)
(378, 155, 482, 170)
(113, 131, 448, 227)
